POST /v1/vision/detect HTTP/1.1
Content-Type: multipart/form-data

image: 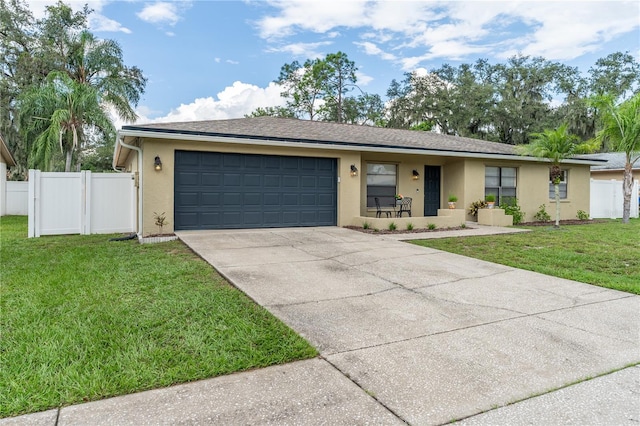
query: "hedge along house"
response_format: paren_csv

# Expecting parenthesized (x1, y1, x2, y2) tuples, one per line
(112, 117, 599, 237)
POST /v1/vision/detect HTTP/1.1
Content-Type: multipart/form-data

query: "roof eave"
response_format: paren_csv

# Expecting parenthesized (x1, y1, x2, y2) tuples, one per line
(115, 128, 600, 165)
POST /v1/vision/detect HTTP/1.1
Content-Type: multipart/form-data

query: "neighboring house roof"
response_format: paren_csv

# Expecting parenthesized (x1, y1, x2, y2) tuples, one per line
(581, 152, 640, 171)
(0, 134, 17, 167)
(116, 117, 602, 166)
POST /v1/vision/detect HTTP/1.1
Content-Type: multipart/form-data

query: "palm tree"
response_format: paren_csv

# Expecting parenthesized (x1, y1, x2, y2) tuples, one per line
(519, 124, 597, 228)
(593, 93, 640, 224)
(19, 72, 114, 171)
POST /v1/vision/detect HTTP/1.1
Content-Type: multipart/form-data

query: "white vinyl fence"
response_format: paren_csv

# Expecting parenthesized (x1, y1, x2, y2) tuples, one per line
(28, 170, 136, 238)
(6, 181, 28, 215)
(590, 178, 639, 219)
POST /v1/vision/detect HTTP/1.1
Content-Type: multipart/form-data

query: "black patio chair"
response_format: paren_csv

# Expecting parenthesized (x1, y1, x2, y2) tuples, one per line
(397, 197, 412, 217)
(375, 197, 391, 218)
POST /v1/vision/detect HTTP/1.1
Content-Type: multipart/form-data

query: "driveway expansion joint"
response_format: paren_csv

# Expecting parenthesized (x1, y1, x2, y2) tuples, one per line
(318, 355, 411, 425)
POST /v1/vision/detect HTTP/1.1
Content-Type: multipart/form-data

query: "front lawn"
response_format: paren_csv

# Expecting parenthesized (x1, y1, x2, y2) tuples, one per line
(0, 216, 317, 418)
(411, 219, 640, 295)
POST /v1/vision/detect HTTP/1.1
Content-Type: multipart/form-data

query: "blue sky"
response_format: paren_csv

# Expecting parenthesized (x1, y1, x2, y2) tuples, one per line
(28, 1, 640, 128)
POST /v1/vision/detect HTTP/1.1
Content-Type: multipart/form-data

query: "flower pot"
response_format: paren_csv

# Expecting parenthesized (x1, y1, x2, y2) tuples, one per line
(448, 202, 456, 209)
(487, 201, 495, 209)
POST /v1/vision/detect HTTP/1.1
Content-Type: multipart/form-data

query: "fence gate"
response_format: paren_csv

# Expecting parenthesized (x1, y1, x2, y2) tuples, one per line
(590, 178, 639, 219)
(28, 170, 135, 238)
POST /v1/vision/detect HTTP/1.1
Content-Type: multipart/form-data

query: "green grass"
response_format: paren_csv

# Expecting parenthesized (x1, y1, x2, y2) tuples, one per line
(0, 216, 317, 418)
(411, 218, 640, 295)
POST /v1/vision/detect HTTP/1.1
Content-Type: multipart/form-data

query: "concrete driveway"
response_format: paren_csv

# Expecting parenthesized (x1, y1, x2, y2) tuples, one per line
(177, 226, 639, 425)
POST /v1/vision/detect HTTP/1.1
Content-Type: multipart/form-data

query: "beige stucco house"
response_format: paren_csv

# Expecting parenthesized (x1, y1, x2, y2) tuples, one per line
(112, 117, 599, 236)
(1, 134, 17, 217)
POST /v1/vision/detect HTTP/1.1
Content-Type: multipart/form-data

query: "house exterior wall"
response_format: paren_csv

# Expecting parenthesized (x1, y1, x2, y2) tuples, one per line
(462, 159, 591, 222)
(138, 138, 362, 236)
(121, 137, 594, 234)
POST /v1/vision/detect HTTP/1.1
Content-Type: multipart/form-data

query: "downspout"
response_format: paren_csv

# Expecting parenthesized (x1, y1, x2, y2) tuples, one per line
(113, 136, 143, 237)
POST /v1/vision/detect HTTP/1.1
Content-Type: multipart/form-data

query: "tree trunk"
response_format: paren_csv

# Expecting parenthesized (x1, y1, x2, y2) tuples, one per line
(554, 182, 560, 228)
(64, 149, 72, 172)
(622, 162, 633, 224)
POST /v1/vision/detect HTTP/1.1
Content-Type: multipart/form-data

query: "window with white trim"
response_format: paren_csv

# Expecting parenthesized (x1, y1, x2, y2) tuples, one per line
(485, 166, 517, 205)
(366, 163, 397, 208)
(549, 169, 567, 199)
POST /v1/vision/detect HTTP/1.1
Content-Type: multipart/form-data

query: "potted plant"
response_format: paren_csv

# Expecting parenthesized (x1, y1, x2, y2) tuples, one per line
(485, 194, 496, 209)
(448, 195, 458, 209)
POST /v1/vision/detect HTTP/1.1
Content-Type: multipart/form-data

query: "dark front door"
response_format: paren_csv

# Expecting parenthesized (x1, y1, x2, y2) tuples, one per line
(424, 165, 441, 216)
(174, 151, 337, 230)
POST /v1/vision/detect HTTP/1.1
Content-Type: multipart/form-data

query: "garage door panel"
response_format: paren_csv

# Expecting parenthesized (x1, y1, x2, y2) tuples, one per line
(177, 171, 199, 186)
(223, 193, 242, 206)
(264, 175, 281, 187)
(201, 192, 220, 206)
(201, 153, 221, 167)
(201, 173, 221, 186)
(317, 176, 333, 188)
(317, 193, 334, 206)
(283, 193, 299, 205)
(243, 193, 262, 205)
(175, 151, 336, 230)
(283, 175, 299, 187)
(243, 174, 261, 186)
(176, 192, 199, 206)
(263, 193, 281, 205)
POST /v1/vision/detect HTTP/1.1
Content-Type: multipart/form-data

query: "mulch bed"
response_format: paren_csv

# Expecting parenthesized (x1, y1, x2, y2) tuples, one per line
(344, 225, 469, 234)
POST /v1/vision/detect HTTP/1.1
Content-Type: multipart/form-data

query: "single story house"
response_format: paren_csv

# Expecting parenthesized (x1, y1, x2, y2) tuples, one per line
(112, 117, 600, 236)
(1, 134, 17, 217)
(582, 152, 640, 181)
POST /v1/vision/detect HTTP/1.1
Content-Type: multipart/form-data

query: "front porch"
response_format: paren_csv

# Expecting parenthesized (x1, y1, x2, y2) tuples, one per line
(351, 207, 513, 229)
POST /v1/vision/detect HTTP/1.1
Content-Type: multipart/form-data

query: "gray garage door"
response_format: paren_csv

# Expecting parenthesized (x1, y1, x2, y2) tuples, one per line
(174, 151, 337, 230)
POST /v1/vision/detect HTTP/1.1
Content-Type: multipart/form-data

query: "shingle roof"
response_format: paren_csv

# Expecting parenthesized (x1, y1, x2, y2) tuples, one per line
(121, 117, 606, 167)
(581, 152, 640, 170)
(122, 116, 520, 156)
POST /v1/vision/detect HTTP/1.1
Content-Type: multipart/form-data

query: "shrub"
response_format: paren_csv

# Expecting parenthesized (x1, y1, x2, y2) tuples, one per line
(448, 195, 458, 202)
(500, 198, 525, 225)
(388, 222, 397, 231)
(363, 221, 370, 230)
(485, 194, 496, 203)
(427, 223, 436, 230)
(406, 222, 414, 231)
(460, 223, 467, 228)
(534, 204, 551, 222)
(468, 199, 488, 217)
(576, 210, 589, 221)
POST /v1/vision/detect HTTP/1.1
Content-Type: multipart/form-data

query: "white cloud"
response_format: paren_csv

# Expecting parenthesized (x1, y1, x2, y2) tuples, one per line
(267, 41, 333, 58)
(226, 59, 239, 65)
(89, 14, 131, 34)
(136, 2, 186, 26)
(355, 71, 373, 87)
(127, 81, 286, 126)
(354, 41, 396, 61)
(256, 1, 640, 68)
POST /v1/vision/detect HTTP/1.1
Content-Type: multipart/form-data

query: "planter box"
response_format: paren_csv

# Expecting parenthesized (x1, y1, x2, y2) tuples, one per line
(478, 208, 513, 227)
(139, 235, 178, 244)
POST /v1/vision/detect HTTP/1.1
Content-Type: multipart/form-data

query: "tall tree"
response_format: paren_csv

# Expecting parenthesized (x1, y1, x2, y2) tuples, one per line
(275, 59, 325, 120)
(593, 93, 640, 224)
(519, 125, 597, 228)
(18, 71, 114, 171)
(318, 52, 357, 123)
(1, 0, 146, 174)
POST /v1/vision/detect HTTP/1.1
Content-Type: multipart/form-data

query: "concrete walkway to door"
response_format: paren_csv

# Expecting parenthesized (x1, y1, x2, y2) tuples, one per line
(175, 226, 639, 425)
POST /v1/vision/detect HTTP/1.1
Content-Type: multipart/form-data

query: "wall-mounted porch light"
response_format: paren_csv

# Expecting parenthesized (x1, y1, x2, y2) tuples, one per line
(350, 164, 358, 177)
(154, 155, 162, 171)
(412, 169, 420, 180)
